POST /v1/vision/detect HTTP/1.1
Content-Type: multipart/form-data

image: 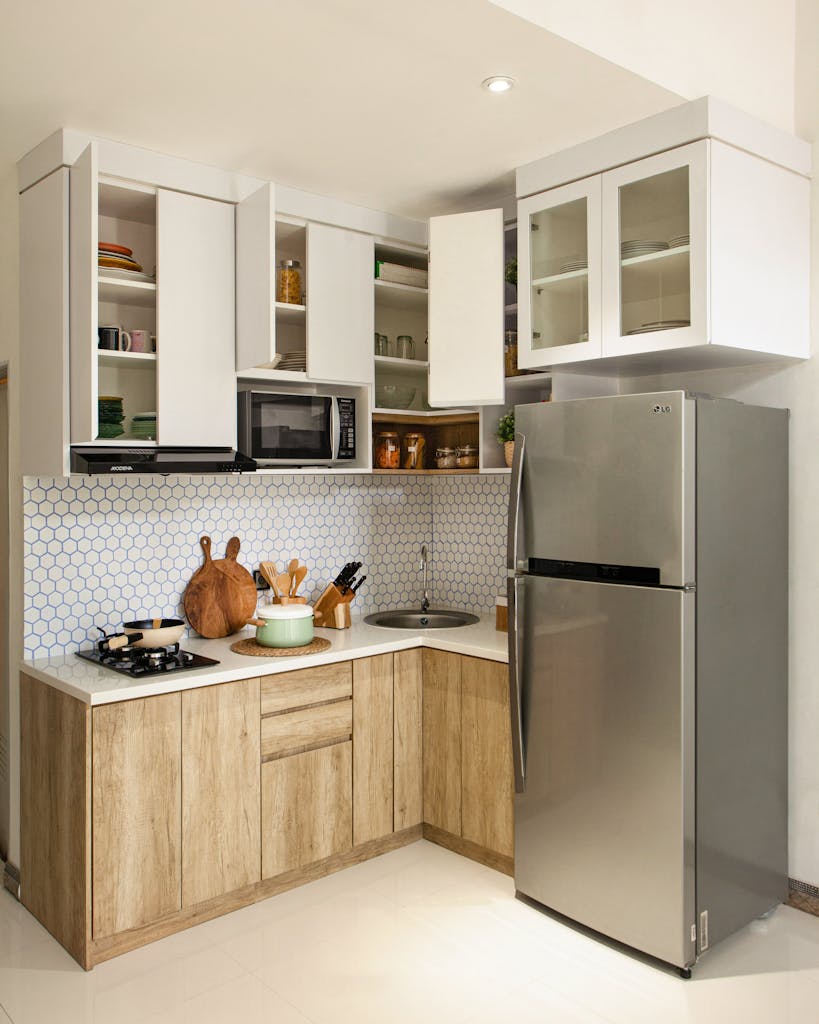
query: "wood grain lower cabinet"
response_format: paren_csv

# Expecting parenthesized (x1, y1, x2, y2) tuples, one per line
(92, 693, 182, 938)
(461, 657, 514, 858)
(422, 649, 462, 835)
(261, 742, 353, 878)
(393, 649, 423, 831)
(181, 679, 261, 907)
(353, 654, 394, 845)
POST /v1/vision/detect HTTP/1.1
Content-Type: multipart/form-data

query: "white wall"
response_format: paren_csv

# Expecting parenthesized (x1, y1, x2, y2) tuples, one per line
(491, 0, 797, 132)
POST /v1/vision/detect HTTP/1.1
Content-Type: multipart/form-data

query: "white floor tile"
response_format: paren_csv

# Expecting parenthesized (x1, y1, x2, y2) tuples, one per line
(1, 840, 819, 1024)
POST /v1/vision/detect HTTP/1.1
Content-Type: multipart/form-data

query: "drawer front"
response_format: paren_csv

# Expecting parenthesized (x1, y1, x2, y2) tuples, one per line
(260, 662, 352, 716)
(261, 699, 352, 759)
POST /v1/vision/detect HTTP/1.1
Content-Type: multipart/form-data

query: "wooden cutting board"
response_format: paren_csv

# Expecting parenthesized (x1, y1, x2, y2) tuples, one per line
(183, 536, 258, 639)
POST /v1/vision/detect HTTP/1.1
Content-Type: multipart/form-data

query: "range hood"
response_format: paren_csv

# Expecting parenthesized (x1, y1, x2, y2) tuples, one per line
(70, 446, 257, 475)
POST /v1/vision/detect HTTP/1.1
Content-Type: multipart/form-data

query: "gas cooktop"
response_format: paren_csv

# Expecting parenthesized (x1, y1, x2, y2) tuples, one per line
(76, 643, 219, 677)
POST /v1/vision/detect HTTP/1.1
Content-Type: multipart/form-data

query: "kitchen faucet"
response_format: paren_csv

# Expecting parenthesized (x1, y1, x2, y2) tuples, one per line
(420, 544, 430, 613)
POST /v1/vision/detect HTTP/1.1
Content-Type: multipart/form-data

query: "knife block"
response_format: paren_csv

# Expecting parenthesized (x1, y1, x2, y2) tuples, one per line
(313, 583, 353, 629)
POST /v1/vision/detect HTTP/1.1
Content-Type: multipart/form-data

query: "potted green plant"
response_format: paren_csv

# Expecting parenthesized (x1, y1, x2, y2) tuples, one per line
(505, 257, 517, 288)
(497, 409, 516, 467)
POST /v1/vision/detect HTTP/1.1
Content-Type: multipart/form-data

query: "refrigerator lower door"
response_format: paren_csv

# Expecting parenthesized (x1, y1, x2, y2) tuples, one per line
(513, 575, 696, 968)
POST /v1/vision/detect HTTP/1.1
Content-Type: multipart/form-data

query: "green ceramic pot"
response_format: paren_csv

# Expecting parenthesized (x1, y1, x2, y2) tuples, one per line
(253, 604, 314, 647)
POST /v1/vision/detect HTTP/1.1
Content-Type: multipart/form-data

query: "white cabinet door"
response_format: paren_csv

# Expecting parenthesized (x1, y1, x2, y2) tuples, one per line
(517, 177, 602, 369)
(156, 190, 236, 447)
(69, 143, 99, 443)
(428, 209, 504, 407)
(306, 223, 373, 385)
(601, 141, 707, 357)
(236, 183, 276, 374)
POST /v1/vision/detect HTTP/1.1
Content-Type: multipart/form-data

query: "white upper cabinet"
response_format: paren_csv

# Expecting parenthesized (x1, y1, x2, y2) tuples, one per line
(235, 183, 276, 375)
(428, 208, 504, 407)
(306, 223, 374, 385)
(155, 189, 236, 447)
(69, 143, 100, 443)
(517, 176, 602, 370)
(515, 99, 810, 374)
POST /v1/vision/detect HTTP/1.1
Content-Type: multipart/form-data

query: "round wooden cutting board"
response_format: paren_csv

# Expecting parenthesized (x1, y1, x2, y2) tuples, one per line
(183, 536, 258, 638)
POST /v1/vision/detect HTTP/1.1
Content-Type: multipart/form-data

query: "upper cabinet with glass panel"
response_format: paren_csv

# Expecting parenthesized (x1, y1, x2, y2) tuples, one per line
(515, 99, 810, 374)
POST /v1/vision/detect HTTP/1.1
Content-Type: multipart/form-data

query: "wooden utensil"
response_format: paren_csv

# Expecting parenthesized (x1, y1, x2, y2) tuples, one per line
(287, 559, 299, 595)
(292, 565, 308, 597)
(184, 536, 258, 638)
(259, 561, 279, 592)
(275, 572, 292, 602)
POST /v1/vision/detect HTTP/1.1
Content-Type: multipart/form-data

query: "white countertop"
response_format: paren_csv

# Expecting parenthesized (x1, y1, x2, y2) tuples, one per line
(21, 615, 509, 705)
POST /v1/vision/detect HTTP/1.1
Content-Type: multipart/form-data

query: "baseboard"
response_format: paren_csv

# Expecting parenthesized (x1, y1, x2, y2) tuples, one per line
(422, 823, 514, 877)
(788, 877, 819, 918)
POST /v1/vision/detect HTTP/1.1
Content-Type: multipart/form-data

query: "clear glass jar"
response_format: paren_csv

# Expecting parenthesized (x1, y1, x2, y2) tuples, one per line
(402, 432, 426, 470)
(396, 335, 414, 360)
(435, 446, 457, 469)
(277, 259, 302, 304)
(374, 431, 400, 470)
(455, 443, 479, 469)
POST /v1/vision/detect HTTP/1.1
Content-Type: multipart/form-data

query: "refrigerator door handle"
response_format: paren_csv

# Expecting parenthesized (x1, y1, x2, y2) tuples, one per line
(507, 430, 526, 571)
(508, 575, 526, 793)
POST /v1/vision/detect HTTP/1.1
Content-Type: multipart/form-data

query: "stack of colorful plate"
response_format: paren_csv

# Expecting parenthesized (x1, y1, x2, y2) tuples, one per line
(131, 412, 157, 440)
(620, 239, 669, 259)
(98, 395, 124, 438)
(98, 242, 155, 283)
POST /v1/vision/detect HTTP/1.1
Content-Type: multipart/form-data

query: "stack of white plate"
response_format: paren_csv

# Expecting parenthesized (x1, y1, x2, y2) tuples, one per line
(626, 319, 690, 335)
(621, 239, 669, 259)
(668, 234, 690, 248)
(559, 258, 588, 274)
(277, 351, 307, 371)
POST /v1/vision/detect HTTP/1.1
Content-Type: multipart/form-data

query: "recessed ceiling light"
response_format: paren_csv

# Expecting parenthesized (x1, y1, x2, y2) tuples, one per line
(482, 76, 515, 93)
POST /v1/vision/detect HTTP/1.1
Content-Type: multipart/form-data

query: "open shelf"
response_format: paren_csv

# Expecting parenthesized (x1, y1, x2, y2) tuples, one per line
(275, 301, 306, 323)
(374, 279, 428, 311)
(236, 367, 308, 383)
(373, 468, 479, 475)
(98, 275, 156, 308)
(373, 409, 477, 422)
(98, 350, 156, 369)
(374, 356, 429, 376)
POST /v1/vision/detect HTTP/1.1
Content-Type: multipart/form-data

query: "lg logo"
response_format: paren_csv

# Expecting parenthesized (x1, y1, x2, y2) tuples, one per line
(651, 404, 672, 414)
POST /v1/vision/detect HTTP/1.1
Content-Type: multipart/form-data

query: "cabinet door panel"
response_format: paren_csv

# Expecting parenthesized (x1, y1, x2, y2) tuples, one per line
(261, 742, 352, 878)
(422, 649, 461, 835)
(353, 654, 394, 845)
(428, 208, 504, 406)
(394, 649, 423, 831)
(261, 699, 352, 759)
(157, 189, 236, 446)
(92, 694, 181, 937)
(236, 182, 276, 373)
(182, 679, 261, 907)
(69, 142, 99, 443)
(306, 223, 374, 384)
(260, 661, 352, 716)
(461, 657, 514, 858)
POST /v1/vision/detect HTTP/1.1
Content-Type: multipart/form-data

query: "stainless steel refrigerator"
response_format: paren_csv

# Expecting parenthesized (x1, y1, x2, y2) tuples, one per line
(507, 390, 788, 973)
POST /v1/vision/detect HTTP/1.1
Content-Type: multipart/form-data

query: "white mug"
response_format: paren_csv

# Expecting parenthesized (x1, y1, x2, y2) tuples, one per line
(119, 330, 132, 352)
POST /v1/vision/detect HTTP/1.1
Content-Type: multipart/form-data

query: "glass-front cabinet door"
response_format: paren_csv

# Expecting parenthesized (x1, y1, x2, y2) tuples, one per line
(601, 141, 707, 356)
(517, 176, 602, 369)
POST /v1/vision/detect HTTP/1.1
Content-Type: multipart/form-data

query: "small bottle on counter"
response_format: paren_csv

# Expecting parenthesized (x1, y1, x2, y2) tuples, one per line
(374, 431, 400, 469)
(402, 432, 426, 470)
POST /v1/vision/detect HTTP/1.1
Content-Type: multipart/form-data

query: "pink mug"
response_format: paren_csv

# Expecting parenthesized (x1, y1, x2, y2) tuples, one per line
(127, 329, 152, 353)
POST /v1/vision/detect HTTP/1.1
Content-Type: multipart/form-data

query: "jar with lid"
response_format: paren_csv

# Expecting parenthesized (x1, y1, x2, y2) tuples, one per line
(435, 446, 457, 469)
(374, 431, 400, 470)
(402, 431, 427, 470)
(455, 443, 479, 469)
(504, 330, 519, 377)
(277, 259, 302, 305)
(396, 335, 414, 360)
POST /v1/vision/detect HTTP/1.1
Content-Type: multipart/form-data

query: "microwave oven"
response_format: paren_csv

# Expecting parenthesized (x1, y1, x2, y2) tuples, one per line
(237, 389, 356, 466)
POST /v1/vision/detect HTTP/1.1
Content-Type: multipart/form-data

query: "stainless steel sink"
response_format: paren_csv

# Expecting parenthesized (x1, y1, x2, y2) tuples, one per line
(364, 609, 480, 629)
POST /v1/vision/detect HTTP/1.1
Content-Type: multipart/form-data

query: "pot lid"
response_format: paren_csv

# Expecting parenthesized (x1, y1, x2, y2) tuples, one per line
(257, 604, 314, 620)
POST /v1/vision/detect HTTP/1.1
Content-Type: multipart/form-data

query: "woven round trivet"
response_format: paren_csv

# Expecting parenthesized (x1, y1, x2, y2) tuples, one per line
(230, 636, 332, 657)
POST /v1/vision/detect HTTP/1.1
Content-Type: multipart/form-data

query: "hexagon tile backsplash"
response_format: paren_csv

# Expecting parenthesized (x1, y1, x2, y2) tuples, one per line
(23, 473, 509, 658)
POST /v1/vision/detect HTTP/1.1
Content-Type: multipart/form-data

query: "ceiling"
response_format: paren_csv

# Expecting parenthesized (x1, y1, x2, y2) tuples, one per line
(0, 0, 682, 220)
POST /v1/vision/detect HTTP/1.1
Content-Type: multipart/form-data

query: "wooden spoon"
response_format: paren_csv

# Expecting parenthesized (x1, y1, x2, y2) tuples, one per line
(287, 559, 299, 596)
(276, 572, 292, 603)
(292, 565, 308, 597)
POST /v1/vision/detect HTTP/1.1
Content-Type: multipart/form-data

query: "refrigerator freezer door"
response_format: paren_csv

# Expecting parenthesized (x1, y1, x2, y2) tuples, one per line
(514, 391, 695, 587)
(514, 575, 696, 969)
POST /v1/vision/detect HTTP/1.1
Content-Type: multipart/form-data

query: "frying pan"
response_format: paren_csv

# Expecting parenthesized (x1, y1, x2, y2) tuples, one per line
(123, 618, 186, 648)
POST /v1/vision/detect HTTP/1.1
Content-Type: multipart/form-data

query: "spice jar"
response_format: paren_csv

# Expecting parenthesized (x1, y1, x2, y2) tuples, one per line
(374, 431, 400, 470)
(455, 443, 479, 469)
(435, 446, 457, 469)
(402, 431, 427, 470)
(277, 259, 302, 304)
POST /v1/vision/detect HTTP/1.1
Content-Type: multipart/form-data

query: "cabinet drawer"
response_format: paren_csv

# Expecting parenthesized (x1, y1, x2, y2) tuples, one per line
(261, 699, 352, 759)
(260, 662, 352, 716)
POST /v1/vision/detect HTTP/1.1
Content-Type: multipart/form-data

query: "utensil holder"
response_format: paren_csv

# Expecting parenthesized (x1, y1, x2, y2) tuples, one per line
(313, 582, 353, 629)
(266, 595, 308, 606)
